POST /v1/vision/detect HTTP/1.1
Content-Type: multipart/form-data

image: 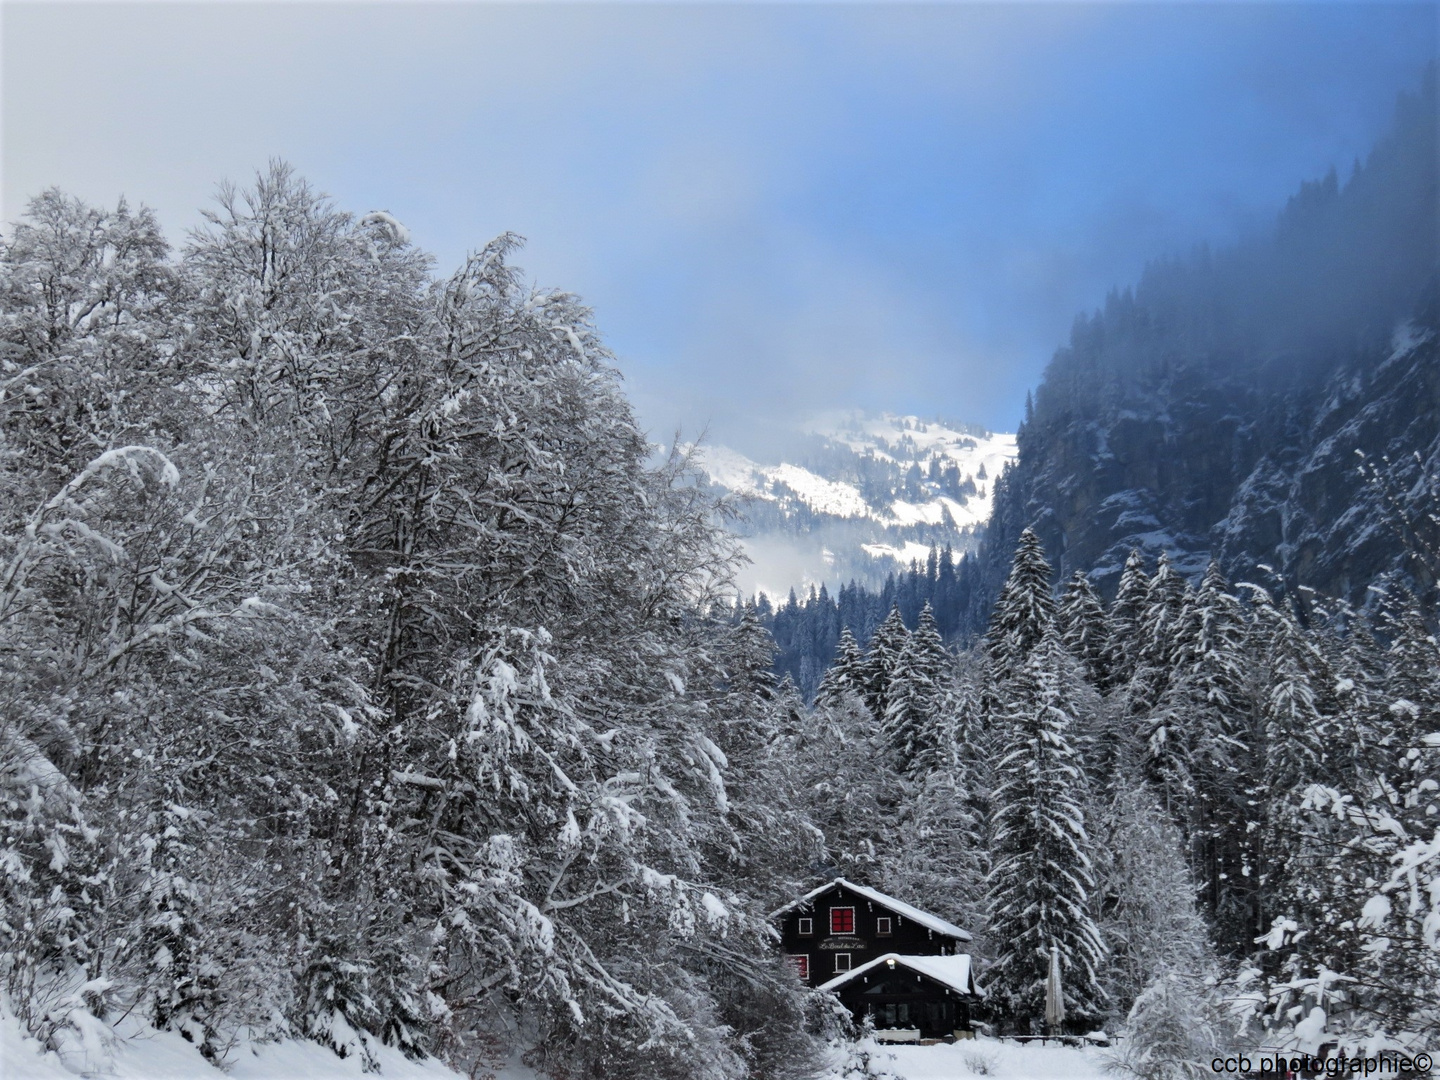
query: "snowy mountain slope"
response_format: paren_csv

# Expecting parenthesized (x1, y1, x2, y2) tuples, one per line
(690, 412, 1016, 599)
(976, 81, 1438, 624)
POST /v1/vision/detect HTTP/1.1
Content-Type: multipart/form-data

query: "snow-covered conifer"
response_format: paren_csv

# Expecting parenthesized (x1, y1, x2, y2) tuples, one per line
(859, 604, 909, 719)
(882, 603, 951, 774)
(816, 626, 866, 709)
(985, 629, 1106, 1030)
(1104, 549, 1150, 691)
(984, 529, 1058, 674)
(1058, 571, 1110, 687)
(1130, 553, 1193, 716)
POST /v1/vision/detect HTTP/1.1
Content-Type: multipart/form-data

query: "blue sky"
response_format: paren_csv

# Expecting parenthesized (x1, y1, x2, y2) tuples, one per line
(4, 2, 1436, 451)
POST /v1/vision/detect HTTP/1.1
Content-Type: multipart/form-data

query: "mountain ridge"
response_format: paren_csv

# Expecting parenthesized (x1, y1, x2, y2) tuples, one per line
(691, 411, 1015, 600)
(970, 69, 1438, 626)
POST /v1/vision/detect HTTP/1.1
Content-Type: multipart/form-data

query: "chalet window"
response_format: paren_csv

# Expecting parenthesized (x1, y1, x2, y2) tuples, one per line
(875, 916, 892, 936)
(834, 952, 852, 972)
(830, 907, 855, 934)
(879, 1002, 911, 1027)
(797, 917, 813, 936)
(789, 955, 809, 980)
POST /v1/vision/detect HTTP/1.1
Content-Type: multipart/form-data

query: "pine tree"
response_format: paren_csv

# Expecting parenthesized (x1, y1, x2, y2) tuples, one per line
(1058, 571, 1110, 688)
(1155, 562, 1251, 942)
(723, 602, 778, 712)
(1130, 552, 1192, 717)
(1104, 549, 1150, 691)
(815, 627, 866, 709)
(1229, 586, 1330, 960)
(859, 604, 909, 719)
(984, 528, 1058, 676)
(882, 603, 951, 774)
(794, 692, 906, 880)
(985, 629, 1107, 1031)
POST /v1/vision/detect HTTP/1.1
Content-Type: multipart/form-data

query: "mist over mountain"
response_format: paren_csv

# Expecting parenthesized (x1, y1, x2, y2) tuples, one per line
(971, 68, 1439, 626)
(692, 412, 1015, 601)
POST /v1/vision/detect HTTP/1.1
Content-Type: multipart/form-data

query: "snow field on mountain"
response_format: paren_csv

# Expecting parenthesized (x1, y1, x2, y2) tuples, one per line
(805, 412, 1016, 475)
(692, 415, 1016, 530)
(861, 540, 936, 564)
(771, 463, 874, 518)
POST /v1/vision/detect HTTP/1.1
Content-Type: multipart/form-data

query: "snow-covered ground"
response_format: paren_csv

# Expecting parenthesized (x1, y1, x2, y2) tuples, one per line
(0, 1000, 538, 1080)
(864, 1036, 1114, 1080)
(2, 1009, 1115, 1080)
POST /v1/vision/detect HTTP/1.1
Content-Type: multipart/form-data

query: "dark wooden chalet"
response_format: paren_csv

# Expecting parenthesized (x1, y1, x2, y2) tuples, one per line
(821, 953, 980, 1040)
(770, 878, 982, 1039)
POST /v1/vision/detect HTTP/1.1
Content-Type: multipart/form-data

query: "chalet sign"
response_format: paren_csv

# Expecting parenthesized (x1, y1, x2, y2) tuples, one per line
(818, 937, 867, 951)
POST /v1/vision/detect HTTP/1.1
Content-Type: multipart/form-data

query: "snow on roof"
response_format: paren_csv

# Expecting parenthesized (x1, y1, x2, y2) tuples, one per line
(769, 878, 972, 941)
(818, 952, 980, 997)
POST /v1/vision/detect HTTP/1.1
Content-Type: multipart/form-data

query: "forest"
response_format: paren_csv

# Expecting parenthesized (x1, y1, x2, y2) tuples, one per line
(2, 71, 1439, 1077)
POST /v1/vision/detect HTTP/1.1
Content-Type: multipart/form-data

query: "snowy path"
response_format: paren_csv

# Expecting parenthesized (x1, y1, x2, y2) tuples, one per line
(871, 1037, 1115, 1080)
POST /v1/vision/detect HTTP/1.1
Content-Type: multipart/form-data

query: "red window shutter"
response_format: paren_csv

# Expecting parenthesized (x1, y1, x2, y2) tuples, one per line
(830, 907, 854, 934)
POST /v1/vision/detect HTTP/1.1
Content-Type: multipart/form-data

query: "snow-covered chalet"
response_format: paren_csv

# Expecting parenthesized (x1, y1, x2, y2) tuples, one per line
(771, 878, 982, 1040)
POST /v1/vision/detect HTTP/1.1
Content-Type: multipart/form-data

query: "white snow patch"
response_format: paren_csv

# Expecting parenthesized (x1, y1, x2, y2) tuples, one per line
(693, 444, 773, 498)
(862, 540, 935, 566)
(769, 464, 871, 518)
(1, 995, 531, 1080)
(806, 411, 1016, 476)
(359, 210, 411, 245)
(1359, 894, 1392, 929)
(840, 1036, 1114, 1080)
(1292, 1006, 1329, 1052)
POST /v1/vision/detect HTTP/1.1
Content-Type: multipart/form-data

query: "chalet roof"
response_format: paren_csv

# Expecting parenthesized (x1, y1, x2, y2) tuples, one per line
(818, 952, 982, 997)
(769, 877, 973, 942)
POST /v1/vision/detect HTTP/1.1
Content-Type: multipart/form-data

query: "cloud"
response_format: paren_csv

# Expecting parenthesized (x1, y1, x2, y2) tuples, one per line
(4, 2, 1434, 449)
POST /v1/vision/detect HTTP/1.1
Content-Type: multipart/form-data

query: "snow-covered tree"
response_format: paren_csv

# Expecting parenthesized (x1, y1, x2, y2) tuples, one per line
(1151, 563, 1251, 941)
(1059, 571, 1110, 688)
(985, 628, 1107, 1030)
(882, 602, 951, 774)
(859, 604, 909, 720)
(1104, 549, 1150, 692)
(0, 168, 822, 1079)
(1092, 784, 1215, 1023)
(816, 627, 866, 709)
(1109, 968, 1234, 1080)
(984, 528, 1057, 674)
(1129, 553, 1193, 719)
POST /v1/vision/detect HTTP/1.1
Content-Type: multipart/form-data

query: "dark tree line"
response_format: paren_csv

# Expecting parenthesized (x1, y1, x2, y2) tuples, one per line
(759, 543, 984, 699)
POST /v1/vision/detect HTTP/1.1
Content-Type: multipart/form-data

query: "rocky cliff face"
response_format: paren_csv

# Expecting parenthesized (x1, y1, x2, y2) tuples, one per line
(973, 71, 1438, 621)
(1214, 310, 1440, 601)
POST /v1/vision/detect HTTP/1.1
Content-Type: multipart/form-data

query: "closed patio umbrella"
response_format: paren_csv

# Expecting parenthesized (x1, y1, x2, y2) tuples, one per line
(1044, 943, 1065, 1034)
